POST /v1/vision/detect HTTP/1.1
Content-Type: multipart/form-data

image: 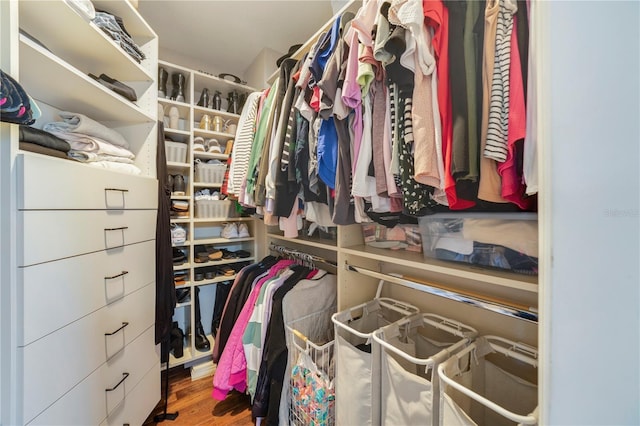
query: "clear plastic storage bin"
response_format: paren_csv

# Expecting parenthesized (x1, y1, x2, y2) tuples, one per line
(418, 214, 538, 275)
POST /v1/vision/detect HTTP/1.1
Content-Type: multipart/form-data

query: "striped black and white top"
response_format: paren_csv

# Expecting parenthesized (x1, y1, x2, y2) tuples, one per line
(484, 0, 518, 162)
(228, 91, 262, 196)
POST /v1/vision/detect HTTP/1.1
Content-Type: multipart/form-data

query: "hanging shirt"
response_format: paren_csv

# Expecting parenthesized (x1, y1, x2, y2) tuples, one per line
(425, 0, 476, 210)
(484, 0, 518, 162)
(478, 0, 509, 203)
(227, 91, 261, 197)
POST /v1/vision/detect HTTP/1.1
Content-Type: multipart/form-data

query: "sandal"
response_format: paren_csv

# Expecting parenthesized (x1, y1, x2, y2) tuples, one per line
(208, 249, 223, 261)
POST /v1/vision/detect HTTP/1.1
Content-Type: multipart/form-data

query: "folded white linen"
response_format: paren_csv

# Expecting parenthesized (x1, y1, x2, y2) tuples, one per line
(46, 131, 135, 159)
(43, 111, 129, 149)
(68, 150, 135, 164)
(86, 161, 142, 175)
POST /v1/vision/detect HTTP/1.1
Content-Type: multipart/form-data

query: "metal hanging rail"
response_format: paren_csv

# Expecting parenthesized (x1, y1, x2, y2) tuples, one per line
(345, 262, 538, 323)
(269, 243, 338, 269)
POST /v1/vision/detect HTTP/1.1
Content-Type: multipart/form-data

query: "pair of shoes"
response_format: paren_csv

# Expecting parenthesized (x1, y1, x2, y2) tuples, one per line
(194, 287, 211, 352)
(173, 248, 186, 265)
(89, 73, 137, 102)
(175, 287, 190, 303)
(208, 249, 223, 261)
(224, 139, 234, 155)
(169, 174, 186, 195)
(170, 322, 185, 358)
(197, 88, 210, 107)
(171, 73, 185, 102)
(221, 223, 249, 239)
(193, 136, 206, 152)
(207, 138, 222, 153)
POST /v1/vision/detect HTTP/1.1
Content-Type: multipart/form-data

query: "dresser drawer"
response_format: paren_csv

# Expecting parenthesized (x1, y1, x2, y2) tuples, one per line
(22, 283, 155, 424)
(27, 326, 159, 426)
(20, 239, 155, 346)
(18, 153, 158, 210)
(100, 361, 161, 426)
(20, 209, 156, 266)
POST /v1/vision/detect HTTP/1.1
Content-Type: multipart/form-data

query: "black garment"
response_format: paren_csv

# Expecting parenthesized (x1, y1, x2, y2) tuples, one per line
(250, 265, 310, 422)
(445, 0, 470, 178)
(516, 0, 529, 103)
(273, 60, 303, 218)
(213, 257, 278, 362)
(211, 280, 232, 337)
(19, 125, 70, 152)
(155, 122, 176, 355)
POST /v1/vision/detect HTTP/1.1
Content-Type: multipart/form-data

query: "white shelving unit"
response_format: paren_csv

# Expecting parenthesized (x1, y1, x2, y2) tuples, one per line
(1, 1, 160, 425)
(158, 59, 259, 371)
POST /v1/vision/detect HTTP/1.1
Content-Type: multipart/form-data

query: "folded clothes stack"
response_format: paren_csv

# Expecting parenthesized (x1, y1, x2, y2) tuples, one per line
(93, 10, 146, 63)
(0, 69, 38, 126)
(19, 125, 71, 160)
(43, 111, 141, 175)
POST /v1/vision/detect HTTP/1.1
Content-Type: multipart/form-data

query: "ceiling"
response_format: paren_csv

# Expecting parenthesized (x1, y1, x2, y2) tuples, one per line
(137, 1, 343, 78)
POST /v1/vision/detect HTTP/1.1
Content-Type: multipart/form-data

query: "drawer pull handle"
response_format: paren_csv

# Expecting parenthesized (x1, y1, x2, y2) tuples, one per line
(105, 372, 129, 392)
(105, 271, 129, 280)
(105, 188, 129, 193)
(104, 226, 129, 232)
(105, 322, 129, 336)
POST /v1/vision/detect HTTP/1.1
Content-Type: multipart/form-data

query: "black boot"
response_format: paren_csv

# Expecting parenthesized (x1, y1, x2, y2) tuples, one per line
(158, 67, 168, 99)
(197, 88, 209, 107)
(194, 287, 210, 352)
(171, 72, 185, 102)
(170, 321, 185, 358)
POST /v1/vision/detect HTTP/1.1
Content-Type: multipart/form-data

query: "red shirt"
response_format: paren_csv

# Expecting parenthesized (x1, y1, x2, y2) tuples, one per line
(497, 19, 534, 210)
(424, 0, 475, 210)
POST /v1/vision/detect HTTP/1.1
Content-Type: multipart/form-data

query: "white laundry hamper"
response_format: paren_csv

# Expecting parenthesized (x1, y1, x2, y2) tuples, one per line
(437, 336, 539, 426)
(287, 307, 337, 426)
(331, 280, 420, 426)
(371, 312, 477, 426)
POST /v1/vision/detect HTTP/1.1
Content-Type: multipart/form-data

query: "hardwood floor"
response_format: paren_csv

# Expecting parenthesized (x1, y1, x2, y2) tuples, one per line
(144, 366, 254, 426)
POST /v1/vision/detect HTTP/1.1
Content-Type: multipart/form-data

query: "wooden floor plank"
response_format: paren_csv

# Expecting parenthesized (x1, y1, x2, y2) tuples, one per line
(144, 366, 253, 426)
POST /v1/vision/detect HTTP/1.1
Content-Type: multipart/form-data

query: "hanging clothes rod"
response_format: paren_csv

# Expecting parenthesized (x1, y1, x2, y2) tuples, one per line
(269, 243, 338, 269)
(345, 263, 538, 323)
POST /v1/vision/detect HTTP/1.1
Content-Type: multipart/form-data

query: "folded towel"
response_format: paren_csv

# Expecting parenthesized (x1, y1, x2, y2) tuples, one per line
(86, 161, 141, 175)
(46, 130, 135, 159)
(43, 111, 129, 149)
(68, 150, 135, 164)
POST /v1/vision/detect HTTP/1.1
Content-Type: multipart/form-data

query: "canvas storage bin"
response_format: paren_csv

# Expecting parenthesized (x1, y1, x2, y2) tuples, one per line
(371, 313, 477, 426)
(194, 162, 226, 184)
(332, 280, 420, 426)
(438, 336, 539, 426)
(165, 141, 188, 163)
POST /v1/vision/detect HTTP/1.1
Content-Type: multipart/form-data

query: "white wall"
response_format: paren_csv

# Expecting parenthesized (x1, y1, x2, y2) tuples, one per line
(540, 1, 640, 424)
(243, 47, 282, 90)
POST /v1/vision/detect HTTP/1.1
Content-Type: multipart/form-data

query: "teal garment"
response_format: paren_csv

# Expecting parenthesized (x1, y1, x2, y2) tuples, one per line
(246, 78, 280, 194)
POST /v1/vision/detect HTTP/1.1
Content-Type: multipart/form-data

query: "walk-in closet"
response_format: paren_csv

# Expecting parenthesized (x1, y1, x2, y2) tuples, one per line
(0, 1, 638, 425)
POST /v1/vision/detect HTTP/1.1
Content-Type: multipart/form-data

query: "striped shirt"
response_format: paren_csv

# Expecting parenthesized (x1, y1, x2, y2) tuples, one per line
(228, 91, 262, 196)
(484, 0, 518, 162)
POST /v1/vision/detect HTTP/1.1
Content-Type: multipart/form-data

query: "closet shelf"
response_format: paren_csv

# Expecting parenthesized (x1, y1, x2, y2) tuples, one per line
(164, 128, 191, 136)
(193, 106, 240, 120)
(170, 218, 190, 224)
(166, 161, 191, 170)
(193, 217, 254, 224)
(267, 233, 337, 252)
(19, 0, 154, 82)
(193, 257, 255, 268)
(193, 69, 258, 94)
(172, 240, 192, 248)
(193, 182, 222, 189)
(341, 245, 538, 292)
(193, 152, 229, 162)
(193, 274, 238, 286)
(170, 195, 191, 201)
(19, 36, 154, 124)
(173, 263, 193, 271)
(192, 128, 236, 139)
(194, 237, 254, 245)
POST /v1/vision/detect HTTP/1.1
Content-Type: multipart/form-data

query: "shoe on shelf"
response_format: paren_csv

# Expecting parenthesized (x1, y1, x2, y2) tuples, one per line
(158, 67, 168, 99)
(193, 136, 206, 152)
(208, 249, 223, 261)
(221, 222, 239, 239)
(197, 88, 210, 107)
(175, 287, 190, 303)
(173, 174, 186, 195)
(173, 248, 186, 265)
(237, 223, 250, 238)
(170, 322, 185, 358)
